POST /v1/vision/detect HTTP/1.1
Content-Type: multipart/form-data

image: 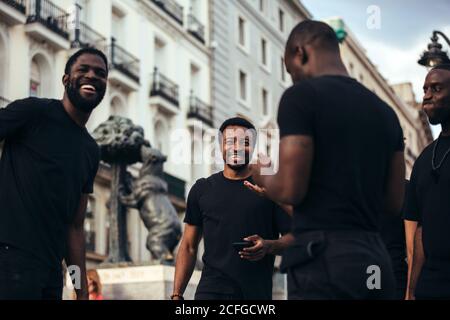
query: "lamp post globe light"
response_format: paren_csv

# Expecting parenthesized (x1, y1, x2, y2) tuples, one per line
(418, 30, 450, 68)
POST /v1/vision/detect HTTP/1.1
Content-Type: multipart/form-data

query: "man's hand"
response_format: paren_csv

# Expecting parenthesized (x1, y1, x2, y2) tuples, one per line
(250, 154, 273, 187)
(239, 235, 270, 262)
(244, 181, 266, 197)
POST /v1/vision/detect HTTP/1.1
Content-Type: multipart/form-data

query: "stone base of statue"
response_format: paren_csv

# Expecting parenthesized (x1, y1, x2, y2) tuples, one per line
(97, 264, 201, 300)
(63, 264, 287, 300)
(63, 264, 201, 300)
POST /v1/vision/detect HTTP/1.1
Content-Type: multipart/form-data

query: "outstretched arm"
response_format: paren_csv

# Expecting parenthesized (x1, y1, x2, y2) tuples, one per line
(172, 224, 202, 299)
(66, 195, 89, 300)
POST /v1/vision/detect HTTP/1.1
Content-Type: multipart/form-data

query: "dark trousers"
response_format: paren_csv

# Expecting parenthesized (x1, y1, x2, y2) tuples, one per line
(0, 243, 63, 300)
(282, 230, 396, 300)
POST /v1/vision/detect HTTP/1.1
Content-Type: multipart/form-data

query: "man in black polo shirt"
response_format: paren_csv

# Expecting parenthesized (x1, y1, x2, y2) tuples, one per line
(406, 64, 450, 300)
(0, 48, 107, 300)
(251, 20, 405, 299)
(172, 117, 292, 300)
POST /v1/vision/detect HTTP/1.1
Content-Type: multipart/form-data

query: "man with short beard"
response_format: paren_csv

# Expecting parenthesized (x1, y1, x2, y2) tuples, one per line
(405, 64, 450, 300)
(172, 117, 293, 300)
(0, 48, 108, 300)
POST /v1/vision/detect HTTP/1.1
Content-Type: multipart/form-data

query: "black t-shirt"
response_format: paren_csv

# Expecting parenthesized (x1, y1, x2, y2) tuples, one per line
(0, 98, 99, 270)
(277, 76, 404, 234)
(184, 172, 291, 300)
(404, 135, 450, 297)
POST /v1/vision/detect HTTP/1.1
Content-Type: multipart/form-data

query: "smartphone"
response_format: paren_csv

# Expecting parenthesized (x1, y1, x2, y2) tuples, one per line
(232, 241, 254, 252)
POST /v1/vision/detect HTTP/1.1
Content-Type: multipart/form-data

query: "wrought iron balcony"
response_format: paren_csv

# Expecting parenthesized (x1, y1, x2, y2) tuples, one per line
(150, 67, 180, 107)
(106, 38, 140, 84)
(188, 13, 205, 44)
(1, 0, 26, 14)
(71, 22, 106, 49)
(188, 93, 213, 127)
(163, 172, 185, 200)
(151, 0, 184, 26)
(0, 96, 10, 109)
(26, 0, 69, 40)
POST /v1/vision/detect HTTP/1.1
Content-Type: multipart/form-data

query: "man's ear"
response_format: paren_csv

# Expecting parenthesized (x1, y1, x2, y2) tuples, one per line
(300, 46, 308, 65)
(62, 74, 69, 86)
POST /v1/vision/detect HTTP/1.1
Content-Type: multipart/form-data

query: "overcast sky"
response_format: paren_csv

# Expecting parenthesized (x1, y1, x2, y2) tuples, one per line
(301, 0, 450, 137)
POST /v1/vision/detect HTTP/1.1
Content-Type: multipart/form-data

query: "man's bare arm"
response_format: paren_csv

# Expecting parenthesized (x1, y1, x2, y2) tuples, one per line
(66, 194, 89, 300)
(172, 224, 202, 299)
(384, 151, 405, 216)
(254, 135, 314, 206)
(404, 220, 418, 299)
(408, 226, 425, 300)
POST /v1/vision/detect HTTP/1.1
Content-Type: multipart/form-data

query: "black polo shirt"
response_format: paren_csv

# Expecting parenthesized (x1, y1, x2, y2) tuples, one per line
(184, 172, 291, 300)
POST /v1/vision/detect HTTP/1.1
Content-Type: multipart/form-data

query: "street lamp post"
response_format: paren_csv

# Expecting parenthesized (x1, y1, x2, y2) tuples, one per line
(418, 30, 450, 68)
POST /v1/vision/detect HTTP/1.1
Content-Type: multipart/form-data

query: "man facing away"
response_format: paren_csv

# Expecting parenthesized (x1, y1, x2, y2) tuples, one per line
(172, 117, 293, 300)
(251, 20, 405, 300)
(0, 48, 108, 300)
(406, 64, 450, 300)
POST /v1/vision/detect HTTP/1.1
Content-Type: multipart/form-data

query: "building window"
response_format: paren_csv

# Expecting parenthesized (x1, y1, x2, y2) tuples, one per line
(259, 0, 265, 12)
(239, 70, 247, 102)
(238, 16, 246, 47)
(111, 96, 126, 116)
(348, 62, 354, 76)
(281, 57, 286, 82)
(278, 9, 285, 32)
(30, 59, 41, 97)
(84, 197, 96, 253)
(261, 88, 269, 115)
(359, 74, 364, 83)
(112, 7, 125, 46)
(261, 38, 267, 66)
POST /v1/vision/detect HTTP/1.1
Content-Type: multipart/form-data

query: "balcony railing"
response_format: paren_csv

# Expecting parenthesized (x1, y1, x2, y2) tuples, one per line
(151, 0, 183, 26)
(26, 0, 69, 39)
(0, 96, 10, 109)
(188, 93, 213, 127)
(188, 13, 205, 44)
(163, 172, 185, 200)
(106, 38, 140, 83)
(150, 67, 179, 107)
(71, 22, 106, 49)
(1, 0, 26, 14)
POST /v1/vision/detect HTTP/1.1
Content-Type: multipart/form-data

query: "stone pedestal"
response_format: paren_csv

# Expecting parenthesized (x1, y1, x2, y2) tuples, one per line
(63, 265, 287, 300)
(96, 265, 201, 300)
(64, 264, 201, 300)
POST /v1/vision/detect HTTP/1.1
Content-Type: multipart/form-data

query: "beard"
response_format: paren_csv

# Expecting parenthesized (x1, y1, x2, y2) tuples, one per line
(65, 77, 106, 114)
(224, 151, 251, 171)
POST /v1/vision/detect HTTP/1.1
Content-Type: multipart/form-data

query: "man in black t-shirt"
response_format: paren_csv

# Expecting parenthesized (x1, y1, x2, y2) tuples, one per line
(251, 20, 405, 300)
(0, 48, 108, 300)
(172, 117, 293, 300)
(405, 64, 450, 300)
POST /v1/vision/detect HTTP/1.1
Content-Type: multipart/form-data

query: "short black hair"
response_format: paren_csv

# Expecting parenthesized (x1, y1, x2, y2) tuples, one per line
(286, 20, 339, 55)
(64, 48, 108, 75)
(219, 117, 256, 133)
(431, 64, 450, 72)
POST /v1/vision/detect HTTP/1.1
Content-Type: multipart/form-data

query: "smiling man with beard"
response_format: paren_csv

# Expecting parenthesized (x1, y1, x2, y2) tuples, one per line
(0, 48, 108, 300)
(172, 117, 293, 300)
(405, 64, 450, 300)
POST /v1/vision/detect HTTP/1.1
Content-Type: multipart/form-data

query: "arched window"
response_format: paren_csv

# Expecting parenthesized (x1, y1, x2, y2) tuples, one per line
(29, 53, 51, 98)
(30, 58, 41, 97)
(0, 32, 6, 97)
(154, 119, 168, 155)
(110, 95, 126, 116)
